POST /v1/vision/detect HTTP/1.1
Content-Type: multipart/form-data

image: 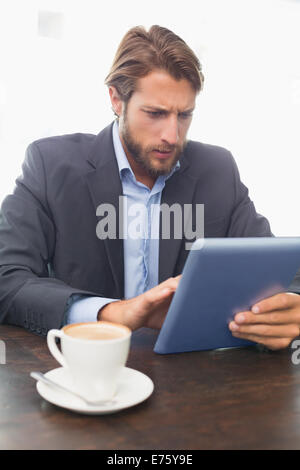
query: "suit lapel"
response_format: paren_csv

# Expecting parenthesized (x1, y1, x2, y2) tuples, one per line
(159, 156, 198, 282)
(84, 123, 124, 299)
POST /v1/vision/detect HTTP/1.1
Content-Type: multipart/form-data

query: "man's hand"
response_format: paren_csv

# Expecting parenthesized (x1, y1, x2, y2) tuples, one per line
(229, 292, 300, 350)
(98, 275, 181, 330)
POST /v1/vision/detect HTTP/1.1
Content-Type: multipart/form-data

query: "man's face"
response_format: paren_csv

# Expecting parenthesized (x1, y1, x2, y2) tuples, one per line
(113, 70, 196, 179)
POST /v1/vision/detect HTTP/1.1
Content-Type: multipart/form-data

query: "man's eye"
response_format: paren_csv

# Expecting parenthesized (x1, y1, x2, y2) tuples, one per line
(145, 111, 192, 119)
(147, 111, 164, 118)
(179, 113, 192, 119)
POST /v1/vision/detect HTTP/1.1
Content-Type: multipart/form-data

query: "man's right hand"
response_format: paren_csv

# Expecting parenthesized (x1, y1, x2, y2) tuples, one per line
(97, 275, 181, 330)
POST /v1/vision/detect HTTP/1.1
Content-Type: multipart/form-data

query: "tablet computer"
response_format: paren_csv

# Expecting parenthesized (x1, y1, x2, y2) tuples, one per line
(154, 237, 300, 354)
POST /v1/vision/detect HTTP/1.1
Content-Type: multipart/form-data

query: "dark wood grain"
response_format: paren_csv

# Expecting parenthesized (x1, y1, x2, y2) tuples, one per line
(0, 325, 300, 450)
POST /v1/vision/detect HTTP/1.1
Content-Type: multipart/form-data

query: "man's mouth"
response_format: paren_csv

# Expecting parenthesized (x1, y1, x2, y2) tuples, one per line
(152, 149, 174, 159)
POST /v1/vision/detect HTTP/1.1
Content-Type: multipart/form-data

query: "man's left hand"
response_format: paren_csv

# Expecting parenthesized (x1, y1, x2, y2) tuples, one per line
(229, 292, 300, 350)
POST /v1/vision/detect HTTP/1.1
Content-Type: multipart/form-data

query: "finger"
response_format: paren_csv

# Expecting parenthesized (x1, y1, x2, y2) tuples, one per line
(229, 321, 300, 339)
(140, 276, 180, 310)
(231, 331, 293, 350)
(161, 277, 180, 291)
(142, 286, 174, 308)
(234, 310, 300, 326)
(251, 292, 300, 314)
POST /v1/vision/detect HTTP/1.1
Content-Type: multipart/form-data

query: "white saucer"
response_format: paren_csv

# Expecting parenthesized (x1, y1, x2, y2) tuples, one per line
(36, 367, 154, 415)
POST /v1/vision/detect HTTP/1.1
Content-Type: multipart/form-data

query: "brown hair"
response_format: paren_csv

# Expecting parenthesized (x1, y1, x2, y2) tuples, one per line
(105, 25, 204, 102)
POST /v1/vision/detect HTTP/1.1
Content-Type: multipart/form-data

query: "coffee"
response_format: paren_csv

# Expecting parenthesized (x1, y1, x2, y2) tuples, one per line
(63, 322, 129, 341)
(47, 320, 132, 401)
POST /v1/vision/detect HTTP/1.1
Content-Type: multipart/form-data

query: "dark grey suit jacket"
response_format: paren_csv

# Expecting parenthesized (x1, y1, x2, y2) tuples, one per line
(0, 122, 284, 336)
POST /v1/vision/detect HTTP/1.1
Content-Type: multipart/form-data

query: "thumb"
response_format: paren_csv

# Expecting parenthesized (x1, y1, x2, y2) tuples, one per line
(142, 286, 175, 310)
(160, 287, 174, 296)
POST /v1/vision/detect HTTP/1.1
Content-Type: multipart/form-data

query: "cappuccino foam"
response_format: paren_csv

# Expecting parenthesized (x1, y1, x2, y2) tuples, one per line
(64, 322, 128, 341)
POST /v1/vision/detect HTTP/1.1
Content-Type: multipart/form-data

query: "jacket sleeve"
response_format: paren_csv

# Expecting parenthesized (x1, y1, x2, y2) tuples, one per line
(226, 153, 300, 293)
(226, 153, 273, 237)
(287, 269, 300, 294)
(0, 143, 100, 336)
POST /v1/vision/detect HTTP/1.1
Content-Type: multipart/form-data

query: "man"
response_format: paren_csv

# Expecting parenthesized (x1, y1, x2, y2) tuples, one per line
(0, 25, 300, 350)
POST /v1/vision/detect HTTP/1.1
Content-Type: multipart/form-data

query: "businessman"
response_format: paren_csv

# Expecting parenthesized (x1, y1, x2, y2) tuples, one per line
(0, 25, 300, 350)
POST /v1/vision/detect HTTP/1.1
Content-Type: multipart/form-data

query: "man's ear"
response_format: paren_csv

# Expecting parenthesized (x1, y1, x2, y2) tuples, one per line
(109, 86, 123, 117)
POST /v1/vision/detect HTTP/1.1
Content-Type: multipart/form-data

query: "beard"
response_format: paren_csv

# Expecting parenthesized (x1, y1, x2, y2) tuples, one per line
(120, 113, 186, 178)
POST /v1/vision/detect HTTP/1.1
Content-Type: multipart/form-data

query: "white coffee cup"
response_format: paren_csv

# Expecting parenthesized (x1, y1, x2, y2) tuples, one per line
(47, 321, 131, 402)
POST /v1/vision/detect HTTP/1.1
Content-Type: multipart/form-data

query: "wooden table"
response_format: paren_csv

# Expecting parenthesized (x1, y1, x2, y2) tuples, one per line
(1, 324, 300, 450)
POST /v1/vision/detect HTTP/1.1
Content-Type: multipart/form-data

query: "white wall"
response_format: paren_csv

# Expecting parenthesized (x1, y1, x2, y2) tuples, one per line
(0, 0, 299, 235)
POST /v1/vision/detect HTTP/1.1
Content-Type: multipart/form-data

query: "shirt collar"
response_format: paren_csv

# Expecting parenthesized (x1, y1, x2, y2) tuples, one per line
(112, 120, 180, 182)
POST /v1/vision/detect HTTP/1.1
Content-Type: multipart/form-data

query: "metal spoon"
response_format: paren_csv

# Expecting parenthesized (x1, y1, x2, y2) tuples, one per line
(30, 371, 117, 407)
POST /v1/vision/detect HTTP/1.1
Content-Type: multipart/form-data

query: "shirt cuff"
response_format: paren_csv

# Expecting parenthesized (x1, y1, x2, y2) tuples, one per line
(65, 295, 119, 324)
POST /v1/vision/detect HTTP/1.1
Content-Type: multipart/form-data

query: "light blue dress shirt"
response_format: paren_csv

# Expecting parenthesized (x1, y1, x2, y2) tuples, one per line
(66, 121, 180, 324)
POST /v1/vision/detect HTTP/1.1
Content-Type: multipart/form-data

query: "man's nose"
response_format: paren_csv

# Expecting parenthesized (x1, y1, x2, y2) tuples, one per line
(160, 115, 179, 146)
